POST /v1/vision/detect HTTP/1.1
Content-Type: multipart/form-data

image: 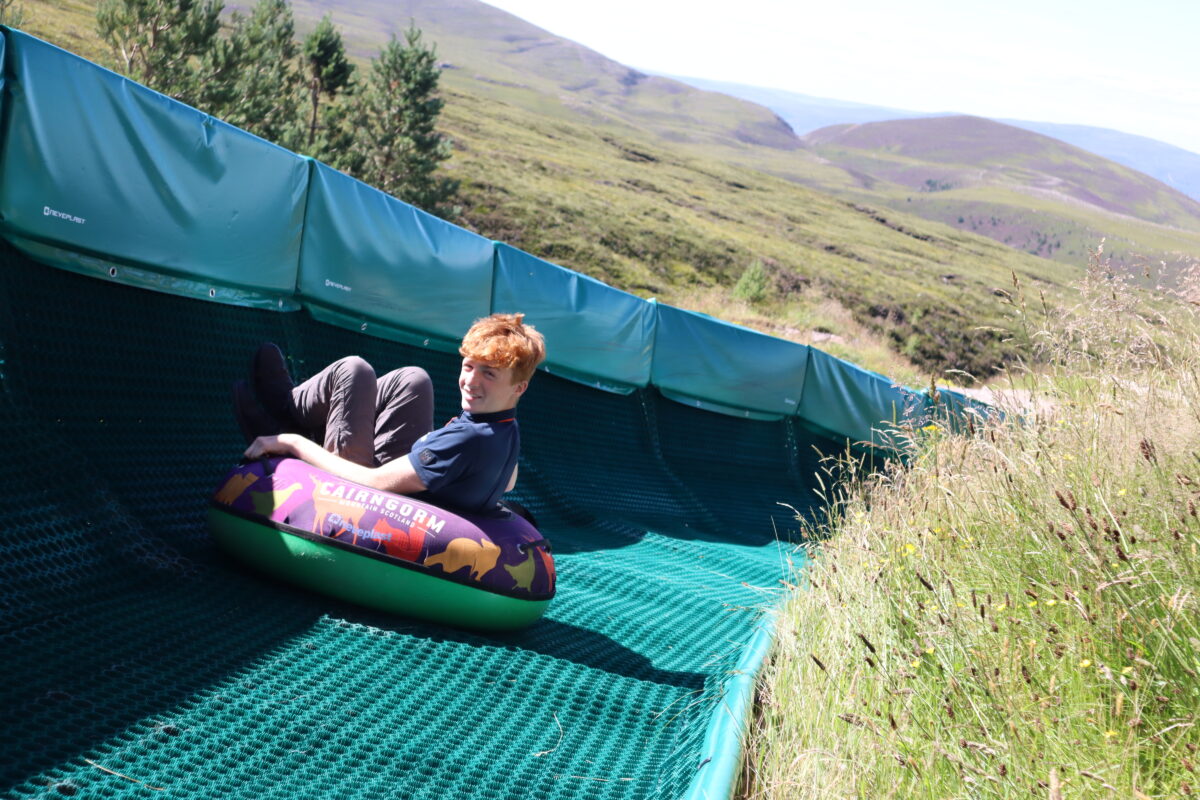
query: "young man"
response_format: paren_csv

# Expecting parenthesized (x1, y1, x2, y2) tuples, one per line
(236, 313, 545, 513)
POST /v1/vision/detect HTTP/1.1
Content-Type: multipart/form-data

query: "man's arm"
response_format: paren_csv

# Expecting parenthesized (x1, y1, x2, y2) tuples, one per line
(506, 463, 518, 493)
(244, 433, 427, 495)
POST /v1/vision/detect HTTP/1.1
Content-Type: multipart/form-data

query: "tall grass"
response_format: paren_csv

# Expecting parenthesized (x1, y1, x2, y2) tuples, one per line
(745, 248, 1200, 798)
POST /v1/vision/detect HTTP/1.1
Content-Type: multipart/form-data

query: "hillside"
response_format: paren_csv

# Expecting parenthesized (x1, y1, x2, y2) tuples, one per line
(805, 116, 1200, 230)
(1000, 118, 1200, 203)
(269, 0, 805, 154)
(324, 1, 1200, 281)
(669, 73, 1200, 203)
(802, 117, 1200, 274)
(12, 0, 1101, 380)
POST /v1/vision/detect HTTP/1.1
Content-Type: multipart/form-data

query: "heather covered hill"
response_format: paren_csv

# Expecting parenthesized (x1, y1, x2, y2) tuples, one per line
(999, 119, 1200, 203)
(803, 116, 1200, 272)
(805, 116, 1200, 230)
(670, 74, 1200, 203)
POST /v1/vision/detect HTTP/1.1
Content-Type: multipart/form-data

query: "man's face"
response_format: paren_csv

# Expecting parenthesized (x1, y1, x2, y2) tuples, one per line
(459, 357, 527, 414)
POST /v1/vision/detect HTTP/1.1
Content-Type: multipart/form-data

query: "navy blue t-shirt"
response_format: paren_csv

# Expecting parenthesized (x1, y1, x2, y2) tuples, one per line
(407, 408, 520, 512)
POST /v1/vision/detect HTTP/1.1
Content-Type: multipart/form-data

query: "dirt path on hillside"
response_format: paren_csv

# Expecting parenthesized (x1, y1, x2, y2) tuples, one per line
(955, 386, 1053, 417)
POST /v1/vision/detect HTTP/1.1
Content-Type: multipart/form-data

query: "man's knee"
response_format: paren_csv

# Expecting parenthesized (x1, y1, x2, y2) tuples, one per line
(331, 356, 375, 386)
(380, 365, 432, 398)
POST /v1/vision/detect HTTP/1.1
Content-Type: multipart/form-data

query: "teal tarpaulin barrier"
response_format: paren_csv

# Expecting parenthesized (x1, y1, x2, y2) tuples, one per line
(492, 243, 655, 393)
(0, 29, 6, 119)
(0, 27, 958, 435)
(798, 347, 925, 448)
(0, 27, 975, 437)
(652, 304, 809, 420)
(0, 30, 308, 308)
(298, 162, 495, 352)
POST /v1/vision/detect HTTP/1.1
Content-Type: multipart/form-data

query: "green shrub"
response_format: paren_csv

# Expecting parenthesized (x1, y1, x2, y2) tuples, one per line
(733, 260, 770, 303)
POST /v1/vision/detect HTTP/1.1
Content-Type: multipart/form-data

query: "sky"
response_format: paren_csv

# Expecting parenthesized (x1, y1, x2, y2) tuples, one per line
(481, 0, 1200, 156)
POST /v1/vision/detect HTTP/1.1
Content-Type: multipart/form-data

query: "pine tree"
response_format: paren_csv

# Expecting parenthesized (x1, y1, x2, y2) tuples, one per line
(302, 15, 354, 150)
(97, 0, 305, 149)
(198, 0, 305, 149)
(311, 95, 364, 176)
(349, 26, 460, 220)
(733, 260, 771, 303)
(96, 0, 222, 101)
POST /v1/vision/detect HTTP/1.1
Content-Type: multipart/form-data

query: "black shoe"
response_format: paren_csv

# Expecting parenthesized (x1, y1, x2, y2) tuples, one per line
(252, 342, 298, 427)
(232, 379, 280, 444)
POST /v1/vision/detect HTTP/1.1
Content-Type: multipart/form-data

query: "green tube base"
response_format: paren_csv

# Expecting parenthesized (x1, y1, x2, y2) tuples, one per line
(208, 508, 551, 631)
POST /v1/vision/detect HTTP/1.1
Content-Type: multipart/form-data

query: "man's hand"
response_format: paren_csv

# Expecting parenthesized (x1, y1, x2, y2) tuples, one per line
(243, 433, 301, 461)
(243, 433, 427, 496)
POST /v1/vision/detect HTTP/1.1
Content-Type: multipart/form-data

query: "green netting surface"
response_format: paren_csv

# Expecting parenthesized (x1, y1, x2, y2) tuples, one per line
(0, 242, 838, 800)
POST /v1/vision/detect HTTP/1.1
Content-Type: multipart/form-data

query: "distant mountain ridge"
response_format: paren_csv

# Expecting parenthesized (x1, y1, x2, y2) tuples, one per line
(804, 116, 1200, 230)
(666, 74, 1200, 203)
(998, 120, 1200, 204)
(796, 115, 1200, 270)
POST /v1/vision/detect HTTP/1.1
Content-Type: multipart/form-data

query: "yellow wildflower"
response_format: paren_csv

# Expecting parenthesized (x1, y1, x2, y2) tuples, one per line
(1079, 659, 1092, 668)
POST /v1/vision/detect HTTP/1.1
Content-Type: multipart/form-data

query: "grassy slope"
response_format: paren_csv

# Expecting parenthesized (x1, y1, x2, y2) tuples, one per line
(745, 266, 1200, 798)
(12, 0, 107, 62)
(439, 88, 1084, 377)
(18, 0, 1078, 381)
(804, 117, 1200, 277)
(805, 116, 1200, 230)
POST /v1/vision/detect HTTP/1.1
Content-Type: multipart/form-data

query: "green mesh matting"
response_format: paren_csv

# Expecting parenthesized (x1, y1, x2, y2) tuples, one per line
(0, 242, 838, 799)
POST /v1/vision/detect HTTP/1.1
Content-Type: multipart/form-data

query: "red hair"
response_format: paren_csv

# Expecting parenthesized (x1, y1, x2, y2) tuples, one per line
(459, 313, 546, 383)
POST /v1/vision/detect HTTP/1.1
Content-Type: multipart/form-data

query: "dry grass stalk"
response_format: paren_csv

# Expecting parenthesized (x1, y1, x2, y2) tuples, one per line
(742, 246, 1200, 798)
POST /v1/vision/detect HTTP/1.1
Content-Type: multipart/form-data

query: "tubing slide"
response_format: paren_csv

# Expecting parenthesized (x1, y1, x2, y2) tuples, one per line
(0, 29, 975, 799)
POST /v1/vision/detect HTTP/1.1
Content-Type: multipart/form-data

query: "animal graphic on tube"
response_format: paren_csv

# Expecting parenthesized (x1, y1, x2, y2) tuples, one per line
(424, 538, 501, 580)
(215, 473, 258, 505)
(504, 551, 535, 591)
(310, 492, 366, 541)
(250, 482, 303, 517)
(373, 517, 425, 562)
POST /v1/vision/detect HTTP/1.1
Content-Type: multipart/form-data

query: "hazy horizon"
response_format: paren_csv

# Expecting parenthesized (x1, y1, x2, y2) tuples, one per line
(480, 0, 1200, 157)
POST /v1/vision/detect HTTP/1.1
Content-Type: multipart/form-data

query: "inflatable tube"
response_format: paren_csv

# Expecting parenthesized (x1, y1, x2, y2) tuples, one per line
(207, 458, 555, 630)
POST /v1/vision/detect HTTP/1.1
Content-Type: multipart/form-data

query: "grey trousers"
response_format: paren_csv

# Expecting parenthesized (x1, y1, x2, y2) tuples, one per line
(291, 356, 435, 467)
